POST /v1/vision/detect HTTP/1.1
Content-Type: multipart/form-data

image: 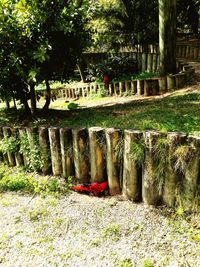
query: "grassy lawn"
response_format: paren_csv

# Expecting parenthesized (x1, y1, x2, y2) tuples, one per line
(0, 90, 200, 135)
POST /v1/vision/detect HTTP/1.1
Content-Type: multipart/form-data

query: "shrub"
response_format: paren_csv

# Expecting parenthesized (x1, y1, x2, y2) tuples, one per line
(86, 56, 138, 82)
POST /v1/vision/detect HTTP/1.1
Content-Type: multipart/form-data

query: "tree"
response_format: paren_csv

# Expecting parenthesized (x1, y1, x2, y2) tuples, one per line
(159, 0, 177, 75)
(0, 0, 90, 115)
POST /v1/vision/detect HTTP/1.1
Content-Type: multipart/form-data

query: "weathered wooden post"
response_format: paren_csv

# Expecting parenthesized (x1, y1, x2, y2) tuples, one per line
(109, 83, 114, 96)
(119, 82, 125, 96)
(131, 80, 137, 95)
(105, 128, 122, 195)
(142, 53, 147, 72)
(39, 127, 51, 174)
(48, 127, 62, 176)
(152, 79, 159, 95)
(60, 128, 74, 178)
(147, 53, 153, 72)
(125, 81, 131, 94)
(11, 128, 23, 166)
(2, 127, 16, 166)
(0, 127, 8, 164)
(137, 80, 144, 95)
(18, 128, 28, 166)
(72, 128, 89, 183)
(183, 136, 200, 210)
(26, 127, 40, 171)
(158, 77, 167, 94)
(163, 132, 187, 207)
(167, 75, 176, 91)
(152, 54, 157, 72)
(175, 73, 186, 89)
(144, 79, 151, 96)
(137, 53, 142, 72)
(89, 127, 106, 183)
(123, 130, 143, 201)
(142, 131, 162, 205)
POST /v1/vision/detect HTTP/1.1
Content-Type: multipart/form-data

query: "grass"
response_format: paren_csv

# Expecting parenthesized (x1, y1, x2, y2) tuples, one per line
(0, 91, 200, 135)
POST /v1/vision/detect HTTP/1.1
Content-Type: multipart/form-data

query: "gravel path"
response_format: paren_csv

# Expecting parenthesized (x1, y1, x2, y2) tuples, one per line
(0, 192, 200, 267)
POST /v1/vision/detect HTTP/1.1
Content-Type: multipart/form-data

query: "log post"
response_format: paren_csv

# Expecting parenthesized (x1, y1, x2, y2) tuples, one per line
(89, 127, 106, 183)
(142, 53, 147, 72)
(167, 75, 176, 91)
(105, 128, 122, 195)
(152, 54, 157, 72)
(147, 53, 153, 72)
(123, 130, 143, 201)
(152, 79, 159, 95)
(144, 79, 151, 96)
(18, 128, 28, 166)
(114, 82, 119, 96)
(175, 73, 186, 89)
(183, 136, 200, 210)
(109, 83, 114, 96)
(72, 128, 89, 183)
(26, 127, 40, 171)
(158, 77, 167, 94)
(39, 127, 51, 174)
(137, 53, 142, 72)
(60, 128, 74, 178)
(0, 127, 8, 164)
(137, 80, 144, 95)
(163, 132, 187, 207)
(11, 128, 23, 166)
(48, 127, 62, 176)
(125, 81, 131, 93)
(131, 80, 137, 95)
(142, 131, 162, 205)
(119, 82, 125, 96)
(2, 127, 16, 166)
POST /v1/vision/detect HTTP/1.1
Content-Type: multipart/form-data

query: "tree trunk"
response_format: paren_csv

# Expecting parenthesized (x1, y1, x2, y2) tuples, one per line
(13, 98, 17, 110)
(42, 80, 51, 113)
(159, 0, 177, 75)
(30, 83, 37, 116)
(5, 100, 10, 109)
(77, 64, 86, 83)
(22, 99, 31, 115)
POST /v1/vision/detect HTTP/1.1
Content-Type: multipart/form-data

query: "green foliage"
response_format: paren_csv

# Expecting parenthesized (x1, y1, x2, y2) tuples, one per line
(0, 0, 90, 109)
(0, 136, 20, 154)
(173, 145, 195, 174)
(153, 137, 169, 194)
(130, 138, 145, 166)
(19, 133, 42, 172)
(0, 165, 34, 192)
(131, 72, 158, 80)
(68, 102, 79, 110)
(102, 223, 121, 241)
(0, 164, 70, 195)
(142, 260, 154, 267)
(117, 259, 133, 267)
(86, 56, 137, 82)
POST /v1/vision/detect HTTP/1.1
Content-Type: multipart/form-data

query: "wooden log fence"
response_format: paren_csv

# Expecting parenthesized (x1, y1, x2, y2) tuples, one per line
(35, 57, 194, 101)
(0, 126, 199, 209)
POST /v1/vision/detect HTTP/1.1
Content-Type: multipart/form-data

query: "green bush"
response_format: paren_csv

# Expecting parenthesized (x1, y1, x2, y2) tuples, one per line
(68, 102, 79, 110)
(86, 56, 138, 82)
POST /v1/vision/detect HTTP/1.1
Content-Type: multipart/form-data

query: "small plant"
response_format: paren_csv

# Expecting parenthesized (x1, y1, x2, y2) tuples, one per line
(153, 137, 169, 194)
(0, 136, 20, 154)
(68, 102, 79, 110)
(102, 223, 121, 241)
(117, 259, 132, 267)
(19, 132, 43, 172)
(142, 259, 154, 267)
(130, 137, 145, 166)
(173, 144, 195, 174)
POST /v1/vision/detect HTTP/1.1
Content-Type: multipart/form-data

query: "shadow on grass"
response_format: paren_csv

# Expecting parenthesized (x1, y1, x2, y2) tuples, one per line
(0, 92, 200, 134)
